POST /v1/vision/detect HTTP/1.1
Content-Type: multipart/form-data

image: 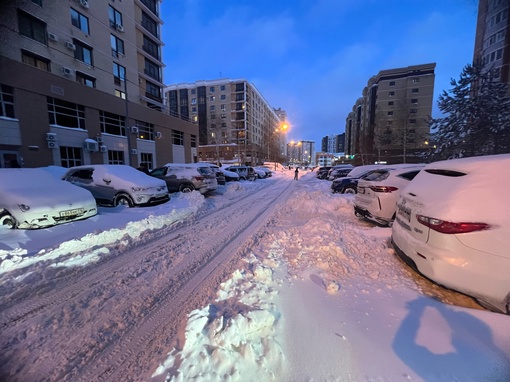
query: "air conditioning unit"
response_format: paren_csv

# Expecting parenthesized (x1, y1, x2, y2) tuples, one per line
(100, 145, 107, 153)
(115, 24, 124, 33)
(48, 32, 58, 42)
(79, 0, 89, 9)
(130, 149, 138, 155)
(47, 141, 58, 149)
(156, 132, 162, 139)
(62, 67, 73, 76)
(84, 140, 99, 152)
(66, 41, 76, 50)
(131, 126, 139, 134)
(96, 136, 103, 143)
(46, 132, 57, 141)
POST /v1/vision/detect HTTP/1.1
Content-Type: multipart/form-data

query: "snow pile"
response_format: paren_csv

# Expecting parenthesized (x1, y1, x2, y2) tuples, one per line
(153, 254, 284, 381)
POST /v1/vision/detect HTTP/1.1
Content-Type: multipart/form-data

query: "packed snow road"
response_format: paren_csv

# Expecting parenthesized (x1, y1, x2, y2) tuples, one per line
(0, 176, 293, 381)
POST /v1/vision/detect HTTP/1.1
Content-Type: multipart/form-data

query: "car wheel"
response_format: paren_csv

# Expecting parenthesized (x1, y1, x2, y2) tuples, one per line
(0, 214, 16, 229)
(115, 193, 133, 207)
(179, 184, 194, 193)
(343, 187, 356, 195)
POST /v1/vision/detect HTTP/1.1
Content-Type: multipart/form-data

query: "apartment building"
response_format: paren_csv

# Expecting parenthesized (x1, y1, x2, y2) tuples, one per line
(473, 0, 510, 85)
(164, 79, 282, 165)
(345, 63, 435, 165)
(287, 140, 315, 167)
(0, 0, 197, 169)
(321, 134, 345, 154)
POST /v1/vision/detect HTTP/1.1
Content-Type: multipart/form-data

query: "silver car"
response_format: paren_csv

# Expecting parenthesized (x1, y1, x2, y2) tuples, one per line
(151, 163, 218, 194)
(62, 165, 169, 207)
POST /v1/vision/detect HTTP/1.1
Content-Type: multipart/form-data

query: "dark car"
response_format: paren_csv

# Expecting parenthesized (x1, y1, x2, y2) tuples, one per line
(328, 167, 353, 180)
(225, 166, 257, 181)
(331, 165, 387, 194)
(316, 166, 332, 179)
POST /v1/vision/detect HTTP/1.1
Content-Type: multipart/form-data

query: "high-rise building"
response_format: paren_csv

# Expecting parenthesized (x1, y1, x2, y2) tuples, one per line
(286, 140, 315, 166)
(0, 0, 197, 169)
(321, 134, 345, 154)
(473, 0, 510, 85)
(345, 63, 435, 165)
(164, 79, 283, 165)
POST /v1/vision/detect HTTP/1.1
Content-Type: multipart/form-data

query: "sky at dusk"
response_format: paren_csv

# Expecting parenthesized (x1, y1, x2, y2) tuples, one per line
(160, 0, 479, 144)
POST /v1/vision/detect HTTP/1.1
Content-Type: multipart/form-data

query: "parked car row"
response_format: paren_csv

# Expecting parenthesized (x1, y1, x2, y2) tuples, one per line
(331, 164, 388, 194)
(0, 163, 274, 230)
(332, 154, 510, 314)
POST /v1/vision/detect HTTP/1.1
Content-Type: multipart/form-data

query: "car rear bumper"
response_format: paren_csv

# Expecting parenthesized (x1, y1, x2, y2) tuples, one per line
(392, 223, 509, 313)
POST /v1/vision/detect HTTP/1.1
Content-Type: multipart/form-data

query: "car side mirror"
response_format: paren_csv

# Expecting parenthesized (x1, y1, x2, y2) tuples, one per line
(103, 178, 111, 185)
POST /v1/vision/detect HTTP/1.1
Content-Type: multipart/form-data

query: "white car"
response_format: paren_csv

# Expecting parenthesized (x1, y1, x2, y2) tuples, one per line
(63, 165, 169, 207)
(392, 154, 510, 313)
(0, 168, 97, 229)
(354, 164, 424, 226)
(253, 168, 267, 179)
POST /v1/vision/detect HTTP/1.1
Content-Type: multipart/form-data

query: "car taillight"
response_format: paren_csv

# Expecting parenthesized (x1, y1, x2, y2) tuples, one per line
(416, 215, 491, 234)
(194, 176, 204, 181)
(369, 186, 398, 193)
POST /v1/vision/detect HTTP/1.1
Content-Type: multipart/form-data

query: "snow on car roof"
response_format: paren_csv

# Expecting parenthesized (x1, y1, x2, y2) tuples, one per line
(402, 154, 510, 225)
(66, 165, 166, 187)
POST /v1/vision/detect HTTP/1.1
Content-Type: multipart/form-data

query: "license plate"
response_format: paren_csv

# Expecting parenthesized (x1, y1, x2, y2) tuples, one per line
(397, 205, 411, 222)
(60, 208, 84, 217)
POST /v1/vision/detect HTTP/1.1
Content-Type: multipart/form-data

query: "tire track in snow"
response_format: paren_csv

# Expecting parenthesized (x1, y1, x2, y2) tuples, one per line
(0, 178, 295, 381)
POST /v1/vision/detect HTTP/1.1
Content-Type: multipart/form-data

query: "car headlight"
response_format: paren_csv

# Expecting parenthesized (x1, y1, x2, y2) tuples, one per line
(132, 187, 148, 192)
(18, 204, 30, 212)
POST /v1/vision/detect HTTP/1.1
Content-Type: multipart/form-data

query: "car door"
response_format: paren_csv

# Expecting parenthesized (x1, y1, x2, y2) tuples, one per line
(151, 167, 179, 192)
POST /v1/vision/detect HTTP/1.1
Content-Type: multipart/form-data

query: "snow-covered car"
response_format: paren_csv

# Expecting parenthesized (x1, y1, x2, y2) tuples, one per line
(151, 163, 218, 194)
(331, 164, 387, 194)
(255, 167, 272, 178)
(62, 165, 169, 207)
(253, 168, 267, 179)
(225, 166, 257, 181)
(0, 168, 97, 229)
(392, 154, 510, 313)
(316, 166, 332, 179)
(326, 164, 353, 179)
(219, 167, 240, 182)
(328, 166, 354, 181)
(199, 163, 226, 185)
(354, 164, 424, 226)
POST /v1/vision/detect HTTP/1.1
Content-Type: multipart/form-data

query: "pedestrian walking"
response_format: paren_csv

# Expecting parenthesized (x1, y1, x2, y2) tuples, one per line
(294, 167, 299, 180)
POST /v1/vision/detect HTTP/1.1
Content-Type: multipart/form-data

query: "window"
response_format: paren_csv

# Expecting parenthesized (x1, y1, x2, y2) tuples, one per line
(387, 121, 393, 126)
(108, 150, 125, 165)
(100, 111, 125, 136)
(191, 135, 196, 147)
(135, 120, 155, 141)
(409, 119, 417, 123)
(410, 108, 417, 113)
(412, 78, 420, 83)
(192, 107, 197, 112)
(140, 152, 153, 170)
(220, 94, 226, 100)
(108, 5, 123, 28)
(210, 113, 216, 119)
(496, 48, 503, 60)
(210, 96, 215, 101)
(221, 113, 226, 119)
(221, 104, 226, 111)
(71, 8, 89, 34)
(22, 50, 50, 71)
(387, 111, 394, 116)
(235, 93, 244, 101)
(172, 130, 184, 145)
(48, 97, 85, 129)
(113, 62, 125, 84)
(110, 34, 124, 57)
(143, 35, 160, 60)
(60, 146, 82, 168)
(191, 98, 197, 105)
(140, 0, 158, 15)
(141, 11, 158, 38)
(235, 83, 245, 91)
(388, 101, 394, 106)
(210, 86, 215, 92)
(144, 58, 160, 81)
(146, 81, 161, 100)
(191, 89, 196, 95)
(221, 122, 227, 128)
(76, 72, 95, 88)
(411, 98, 418, 104)
(412, 88, 419, 93)
(74, 40, 93, 65)
(0, 85, 15, 118)
(220, 85, 226, 91)
(115, 90, 125, 99)
(32, 0, 42, 5)
(18, 10, 46, 44)
(389, 81, 395, 86)
(210, 105, 215, 111)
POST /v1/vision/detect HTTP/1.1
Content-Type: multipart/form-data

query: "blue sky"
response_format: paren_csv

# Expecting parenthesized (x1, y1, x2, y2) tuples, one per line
(160, 0, 479, 144)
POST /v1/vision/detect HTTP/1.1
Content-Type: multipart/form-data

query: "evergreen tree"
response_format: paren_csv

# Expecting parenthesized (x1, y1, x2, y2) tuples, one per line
(429, 63, 510, 160)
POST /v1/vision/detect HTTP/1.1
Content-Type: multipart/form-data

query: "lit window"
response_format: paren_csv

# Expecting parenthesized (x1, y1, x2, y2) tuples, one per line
(22, 50, 50, 71)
